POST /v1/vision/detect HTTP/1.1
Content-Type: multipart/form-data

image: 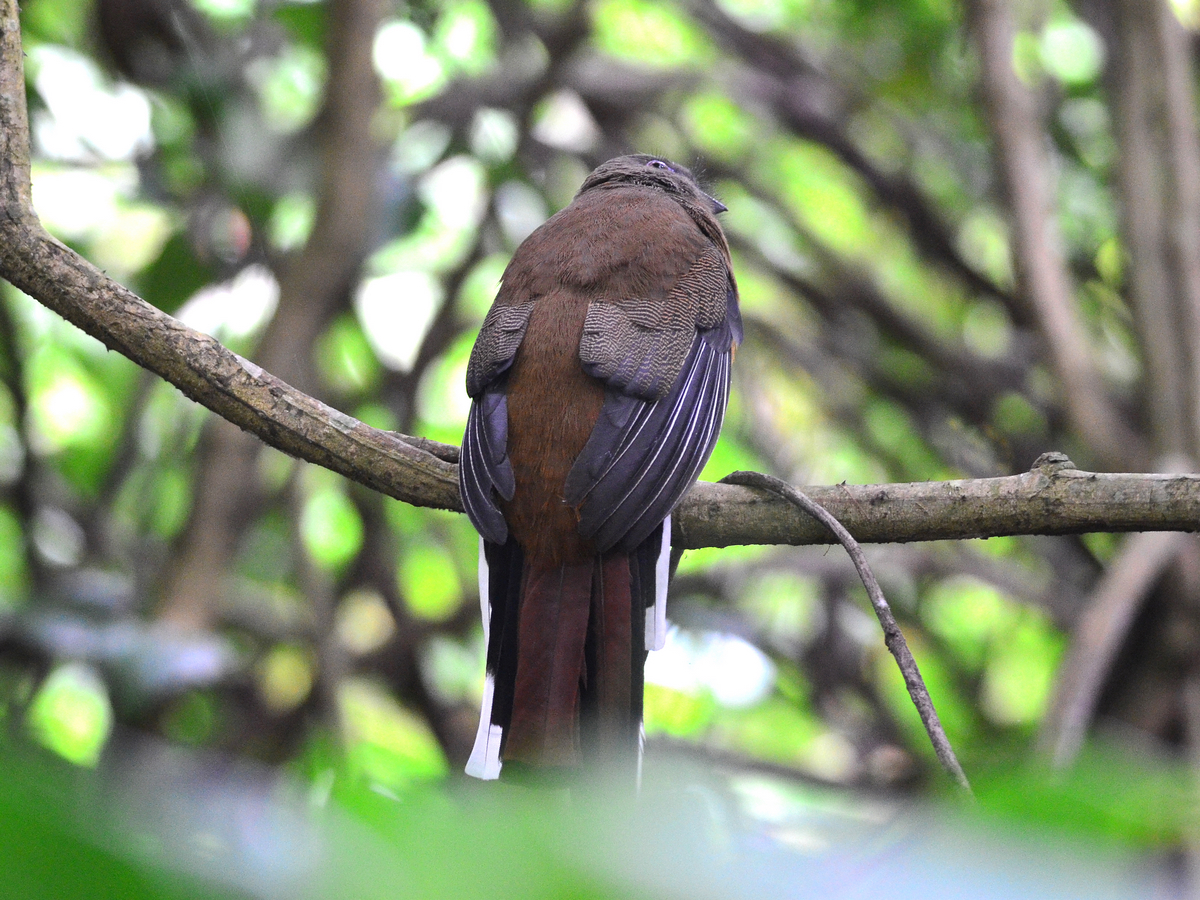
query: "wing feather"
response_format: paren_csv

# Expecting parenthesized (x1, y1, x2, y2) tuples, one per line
(590, 343, 724, 551)
(567, 303, 737, 553)
(460, 394, 511, 544)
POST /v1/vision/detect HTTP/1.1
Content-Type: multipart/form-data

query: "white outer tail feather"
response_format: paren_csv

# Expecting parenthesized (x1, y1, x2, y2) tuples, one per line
(646, 513, 671, 651)
(466, 675, 503, 779)
(466, 538, 503, 779)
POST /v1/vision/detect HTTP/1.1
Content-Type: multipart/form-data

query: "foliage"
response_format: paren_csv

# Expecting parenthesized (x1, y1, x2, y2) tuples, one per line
(0, 735, 1176, 899)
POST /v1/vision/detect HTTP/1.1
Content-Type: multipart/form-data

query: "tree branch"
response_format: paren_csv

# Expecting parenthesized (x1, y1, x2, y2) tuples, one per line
(1, 5, 456, 511)
(1038, 529, 1191, 768)
(674, 453, 1200, 549)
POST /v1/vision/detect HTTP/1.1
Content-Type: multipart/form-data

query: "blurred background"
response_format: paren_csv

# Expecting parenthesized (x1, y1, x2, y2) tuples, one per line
(3, 0, 1200, 895)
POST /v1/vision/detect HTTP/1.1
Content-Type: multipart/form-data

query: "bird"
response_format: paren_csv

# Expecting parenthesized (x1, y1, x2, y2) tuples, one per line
(459, 154, 741, 781)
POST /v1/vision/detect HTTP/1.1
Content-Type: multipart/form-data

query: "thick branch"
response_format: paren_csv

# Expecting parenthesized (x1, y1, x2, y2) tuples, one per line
(0, 5, 456, 513)
(674, 453, 1200, 549)
(2, 226, 1200, 549)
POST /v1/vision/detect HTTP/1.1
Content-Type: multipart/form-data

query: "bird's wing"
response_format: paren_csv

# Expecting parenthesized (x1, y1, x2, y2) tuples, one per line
(577, 245, 730, 401)
(459, 301, 535, 544)
(564, 249, 741, 553)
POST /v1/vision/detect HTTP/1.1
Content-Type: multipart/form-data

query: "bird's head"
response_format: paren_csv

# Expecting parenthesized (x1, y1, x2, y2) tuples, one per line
(578, 154, 727, 215)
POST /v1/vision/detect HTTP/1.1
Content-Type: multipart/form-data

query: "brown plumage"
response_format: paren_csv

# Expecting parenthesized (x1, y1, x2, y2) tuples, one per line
(460, 155, 741, 779)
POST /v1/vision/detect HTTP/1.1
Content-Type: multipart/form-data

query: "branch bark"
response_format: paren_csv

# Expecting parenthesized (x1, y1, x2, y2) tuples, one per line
(673, 452, 1200, 548)
(1, 0, 456, 506)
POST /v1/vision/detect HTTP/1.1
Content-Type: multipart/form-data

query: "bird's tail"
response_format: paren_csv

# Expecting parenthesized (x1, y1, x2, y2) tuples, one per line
(466, 519, 670, 780)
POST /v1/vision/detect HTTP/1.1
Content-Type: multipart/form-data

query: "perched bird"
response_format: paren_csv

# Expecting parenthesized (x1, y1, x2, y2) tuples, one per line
(460, 155, 741, 780)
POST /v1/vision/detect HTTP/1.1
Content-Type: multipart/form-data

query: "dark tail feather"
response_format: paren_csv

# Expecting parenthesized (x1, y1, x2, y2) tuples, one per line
(487, 538, 523, 758)
(581, 555, 637, 766)
(584, 524, 667, 772)
(504, 560, 595, 767)
(467, 528, 664, 779)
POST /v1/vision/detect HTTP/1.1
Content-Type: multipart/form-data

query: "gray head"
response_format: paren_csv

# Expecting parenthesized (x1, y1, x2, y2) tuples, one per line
(578, 154, 727, 215)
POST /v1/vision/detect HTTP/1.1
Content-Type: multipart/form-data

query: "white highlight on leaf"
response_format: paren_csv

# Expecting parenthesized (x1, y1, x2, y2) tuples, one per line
(355, 271, 443, 373)
(178, 265, 280, 341)
(30, 46, 152, 162)
(645, 626, 775, 708)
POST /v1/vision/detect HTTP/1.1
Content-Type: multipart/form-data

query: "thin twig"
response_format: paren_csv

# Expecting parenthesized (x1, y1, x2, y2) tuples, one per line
(721, 470, 973, 795)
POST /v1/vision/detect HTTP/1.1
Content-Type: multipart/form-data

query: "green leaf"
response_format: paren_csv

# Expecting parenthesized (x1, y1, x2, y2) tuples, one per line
(400, 540, 462, 622)
(644, 683, 717, 738)
(0, 504, 29, 609)
(300, 487, 364, 572)
(339, 677, 449, 787)
(27, 663, 113, 767)
(591, 0, 712, 67)
(317, 314, 382, 396)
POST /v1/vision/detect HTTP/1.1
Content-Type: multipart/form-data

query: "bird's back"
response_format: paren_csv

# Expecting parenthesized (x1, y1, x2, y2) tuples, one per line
(496, 185, 718, 565)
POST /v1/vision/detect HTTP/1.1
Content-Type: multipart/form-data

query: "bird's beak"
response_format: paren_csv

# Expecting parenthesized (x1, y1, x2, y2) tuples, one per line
(705, 192, 727, 214)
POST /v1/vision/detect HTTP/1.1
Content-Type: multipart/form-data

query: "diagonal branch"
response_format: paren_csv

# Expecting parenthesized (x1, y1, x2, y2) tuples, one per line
(1038, 529, 1190, 768)
(722, 470, 972, 793)
(0, 0, 457, 509)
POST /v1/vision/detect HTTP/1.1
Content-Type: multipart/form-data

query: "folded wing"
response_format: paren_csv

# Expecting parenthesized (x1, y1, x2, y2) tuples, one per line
(565, 267, 741, 553)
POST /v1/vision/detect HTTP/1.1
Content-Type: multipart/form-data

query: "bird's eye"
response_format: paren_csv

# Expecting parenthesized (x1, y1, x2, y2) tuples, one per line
(646, 159, 674, 172)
